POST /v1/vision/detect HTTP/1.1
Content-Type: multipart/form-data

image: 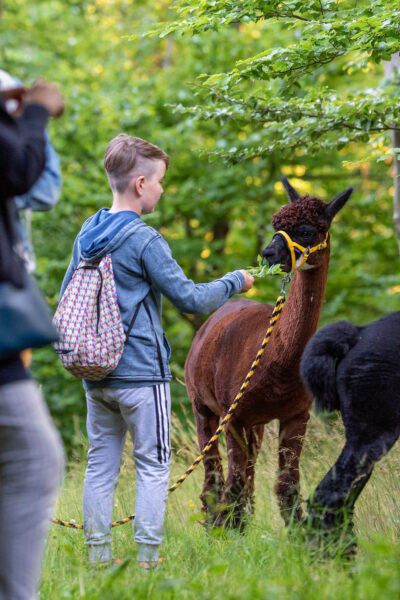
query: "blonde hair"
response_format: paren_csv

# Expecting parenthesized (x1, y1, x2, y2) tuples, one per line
(104, 133, 169, 193)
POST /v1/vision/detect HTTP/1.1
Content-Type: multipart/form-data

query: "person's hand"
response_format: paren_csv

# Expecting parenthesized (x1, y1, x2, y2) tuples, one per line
(0, 87, 26, 115)
(23, 79, 64, 118)
(238, 270, 254, 293)
(0, 86, 26, 103)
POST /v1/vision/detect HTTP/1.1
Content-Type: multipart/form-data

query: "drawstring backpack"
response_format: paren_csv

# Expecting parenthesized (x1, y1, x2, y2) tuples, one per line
(53, 254, 142, 381)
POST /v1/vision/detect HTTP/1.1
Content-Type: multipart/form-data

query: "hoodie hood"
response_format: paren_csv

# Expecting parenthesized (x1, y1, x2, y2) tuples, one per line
(78, 208, 141, 261)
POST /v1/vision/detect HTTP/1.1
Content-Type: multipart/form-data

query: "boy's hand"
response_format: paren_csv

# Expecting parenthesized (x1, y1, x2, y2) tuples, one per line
(23, 79, 65, 118)
(238, 270, 254, 293)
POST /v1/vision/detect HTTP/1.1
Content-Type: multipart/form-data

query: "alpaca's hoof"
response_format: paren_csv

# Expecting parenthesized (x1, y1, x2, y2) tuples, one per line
(340, 541, 358, 561)
(282, 505, 303, 528)
(215, 506, 249, 532)
(302, 519, 357, 561)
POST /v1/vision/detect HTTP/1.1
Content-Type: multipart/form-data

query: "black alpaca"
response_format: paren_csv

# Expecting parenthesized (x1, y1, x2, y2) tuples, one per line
(300, 315, 400, 532)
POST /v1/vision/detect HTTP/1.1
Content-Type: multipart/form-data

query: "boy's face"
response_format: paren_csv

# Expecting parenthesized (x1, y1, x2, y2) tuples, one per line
(140, 159, 166, 215)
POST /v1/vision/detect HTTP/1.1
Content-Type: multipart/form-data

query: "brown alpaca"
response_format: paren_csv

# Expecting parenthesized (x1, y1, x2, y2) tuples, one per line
(184, 178, 353, 528)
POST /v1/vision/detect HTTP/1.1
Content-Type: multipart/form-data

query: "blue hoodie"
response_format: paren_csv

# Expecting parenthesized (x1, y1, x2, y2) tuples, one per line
(60, 209, 245, 389)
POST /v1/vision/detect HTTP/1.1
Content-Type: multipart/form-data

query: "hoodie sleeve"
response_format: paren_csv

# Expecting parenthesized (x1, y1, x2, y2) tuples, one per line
(141, 233, 245, 314)
(59, 238, 80, 300)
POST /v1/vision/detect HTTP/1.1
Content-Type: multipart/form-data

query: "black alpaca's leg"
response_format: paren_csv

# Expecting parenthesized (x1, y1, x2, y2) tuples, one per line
(219, 421, 262, 529)
(276, 412, 309, 525)
(192, 403, 225, 521)
(308, 443, 370, 531)
(308, 433, 398, 530)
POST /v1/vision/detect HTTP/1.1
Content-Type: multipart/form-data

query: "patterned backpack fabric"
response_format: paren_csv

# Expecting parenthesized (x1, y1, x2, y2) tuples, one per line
(53, 254, 126, 381)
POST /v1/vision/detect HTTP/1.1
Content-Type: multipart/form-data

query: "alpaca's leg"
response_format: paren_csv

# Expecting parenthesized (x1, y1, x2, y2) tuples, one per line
(219, 422, 263, 529)
(276, 412, 309, 525)
(192, 403, 225, 518)
(245, 424, 265, 514)
(308, 432, 399, 530)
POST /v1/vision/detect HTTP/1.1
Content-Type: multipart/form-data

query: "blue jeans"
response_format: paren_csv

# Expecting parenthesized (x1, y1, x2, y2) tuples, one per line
(83, 384, 171, 563)
(0, 380, 64, 600)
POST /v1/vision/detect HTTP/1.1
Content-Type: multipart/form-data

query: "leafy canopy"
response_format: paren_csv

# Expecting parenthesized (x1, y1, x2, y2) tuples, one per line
(135, 0, 400, 161)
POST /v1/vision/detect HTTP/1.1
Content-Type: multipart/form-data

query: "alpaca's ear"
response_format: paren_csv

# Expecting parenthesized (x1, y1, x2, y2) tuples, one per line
(325, 187, 353, 222)
(281, 176, 301, 203)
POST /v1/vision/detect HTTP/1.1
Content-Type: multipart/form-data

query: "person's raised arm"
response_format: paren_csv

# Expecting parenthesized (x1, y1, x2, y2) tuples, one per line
(0, 80, 64, 200)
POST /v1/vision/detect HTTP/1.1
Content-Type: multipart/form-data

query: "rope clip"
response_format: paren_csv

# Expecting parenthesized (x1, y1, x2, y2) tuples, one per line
(280, 272, 293, 296)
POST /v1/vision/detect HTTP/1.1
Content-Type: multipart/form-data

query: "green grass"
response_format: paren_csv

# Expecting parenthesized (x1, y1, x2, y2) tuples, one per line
(41, 413, 400, 599)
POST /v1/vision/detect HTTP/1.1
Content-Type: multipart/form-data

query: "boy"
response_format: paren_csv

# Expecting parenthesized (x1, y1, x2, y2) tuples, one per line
(60, 133, 254, 569)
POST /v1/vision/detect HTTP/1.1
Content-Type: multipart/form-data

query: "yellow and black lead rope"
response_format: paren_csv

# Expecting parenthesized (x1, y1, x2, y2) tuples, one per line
(52, 277, 291, 531)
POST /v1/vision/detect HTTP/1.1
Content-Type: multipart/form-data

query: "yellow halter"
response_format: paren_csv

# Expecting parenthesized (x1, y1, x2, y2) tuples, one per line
(274, 230, 329, 272)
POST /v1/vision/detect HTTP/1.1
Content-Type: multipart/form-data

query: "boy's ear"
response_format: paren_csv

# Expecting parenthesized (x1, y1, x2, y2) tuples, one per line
(134, 175, 145, 196)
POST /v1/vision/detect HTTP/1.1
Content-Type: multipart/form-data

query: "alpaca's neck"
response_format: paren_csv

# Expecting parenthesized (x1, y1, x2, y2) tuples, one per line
(274, 247, 330, 363)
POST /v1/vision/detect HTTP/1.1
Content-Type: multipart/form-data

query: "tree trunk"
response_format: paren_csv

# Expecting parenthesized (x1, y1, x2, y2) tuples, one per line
(384, 53, 400, 252)
(392, 128, 400, 252)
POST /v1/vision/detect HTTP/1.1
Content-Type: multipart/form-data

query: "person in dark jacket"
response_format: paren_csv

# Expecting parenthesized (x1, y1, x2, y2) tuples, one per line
(0, 78, 65, 600)
(0, 69, 62, 273)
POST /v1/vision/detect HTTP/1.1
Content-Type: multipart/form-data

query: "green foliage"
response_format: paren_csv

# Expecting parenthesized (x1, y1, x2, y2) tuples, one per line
(247, 256, 286, 278)
(137, 0, 400, 160)
(2, 1, 400, 449)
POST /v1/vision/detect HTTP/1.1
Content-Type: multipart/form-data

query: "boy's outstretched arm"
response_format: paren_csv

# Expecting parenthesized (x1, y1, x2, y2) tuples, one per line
(142, 234, 253, 314)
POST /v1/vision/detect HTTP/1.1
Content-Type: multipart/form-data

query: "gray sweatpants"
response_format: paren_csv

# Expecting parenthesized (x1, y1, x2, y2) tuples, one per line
(0, 380, 64, 600)
(83, 384, 171, 563)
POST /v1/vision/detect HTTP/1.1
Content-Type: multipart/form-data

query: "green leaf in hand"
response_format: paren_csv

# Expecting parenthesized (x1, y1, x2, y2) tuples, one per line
(247, 256, 286, 278)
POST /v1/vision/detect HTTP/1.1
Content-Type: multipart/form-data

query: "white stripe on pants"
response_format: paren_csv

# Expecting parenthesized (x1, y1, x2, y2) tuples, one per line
(83, 384, 171, 563)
